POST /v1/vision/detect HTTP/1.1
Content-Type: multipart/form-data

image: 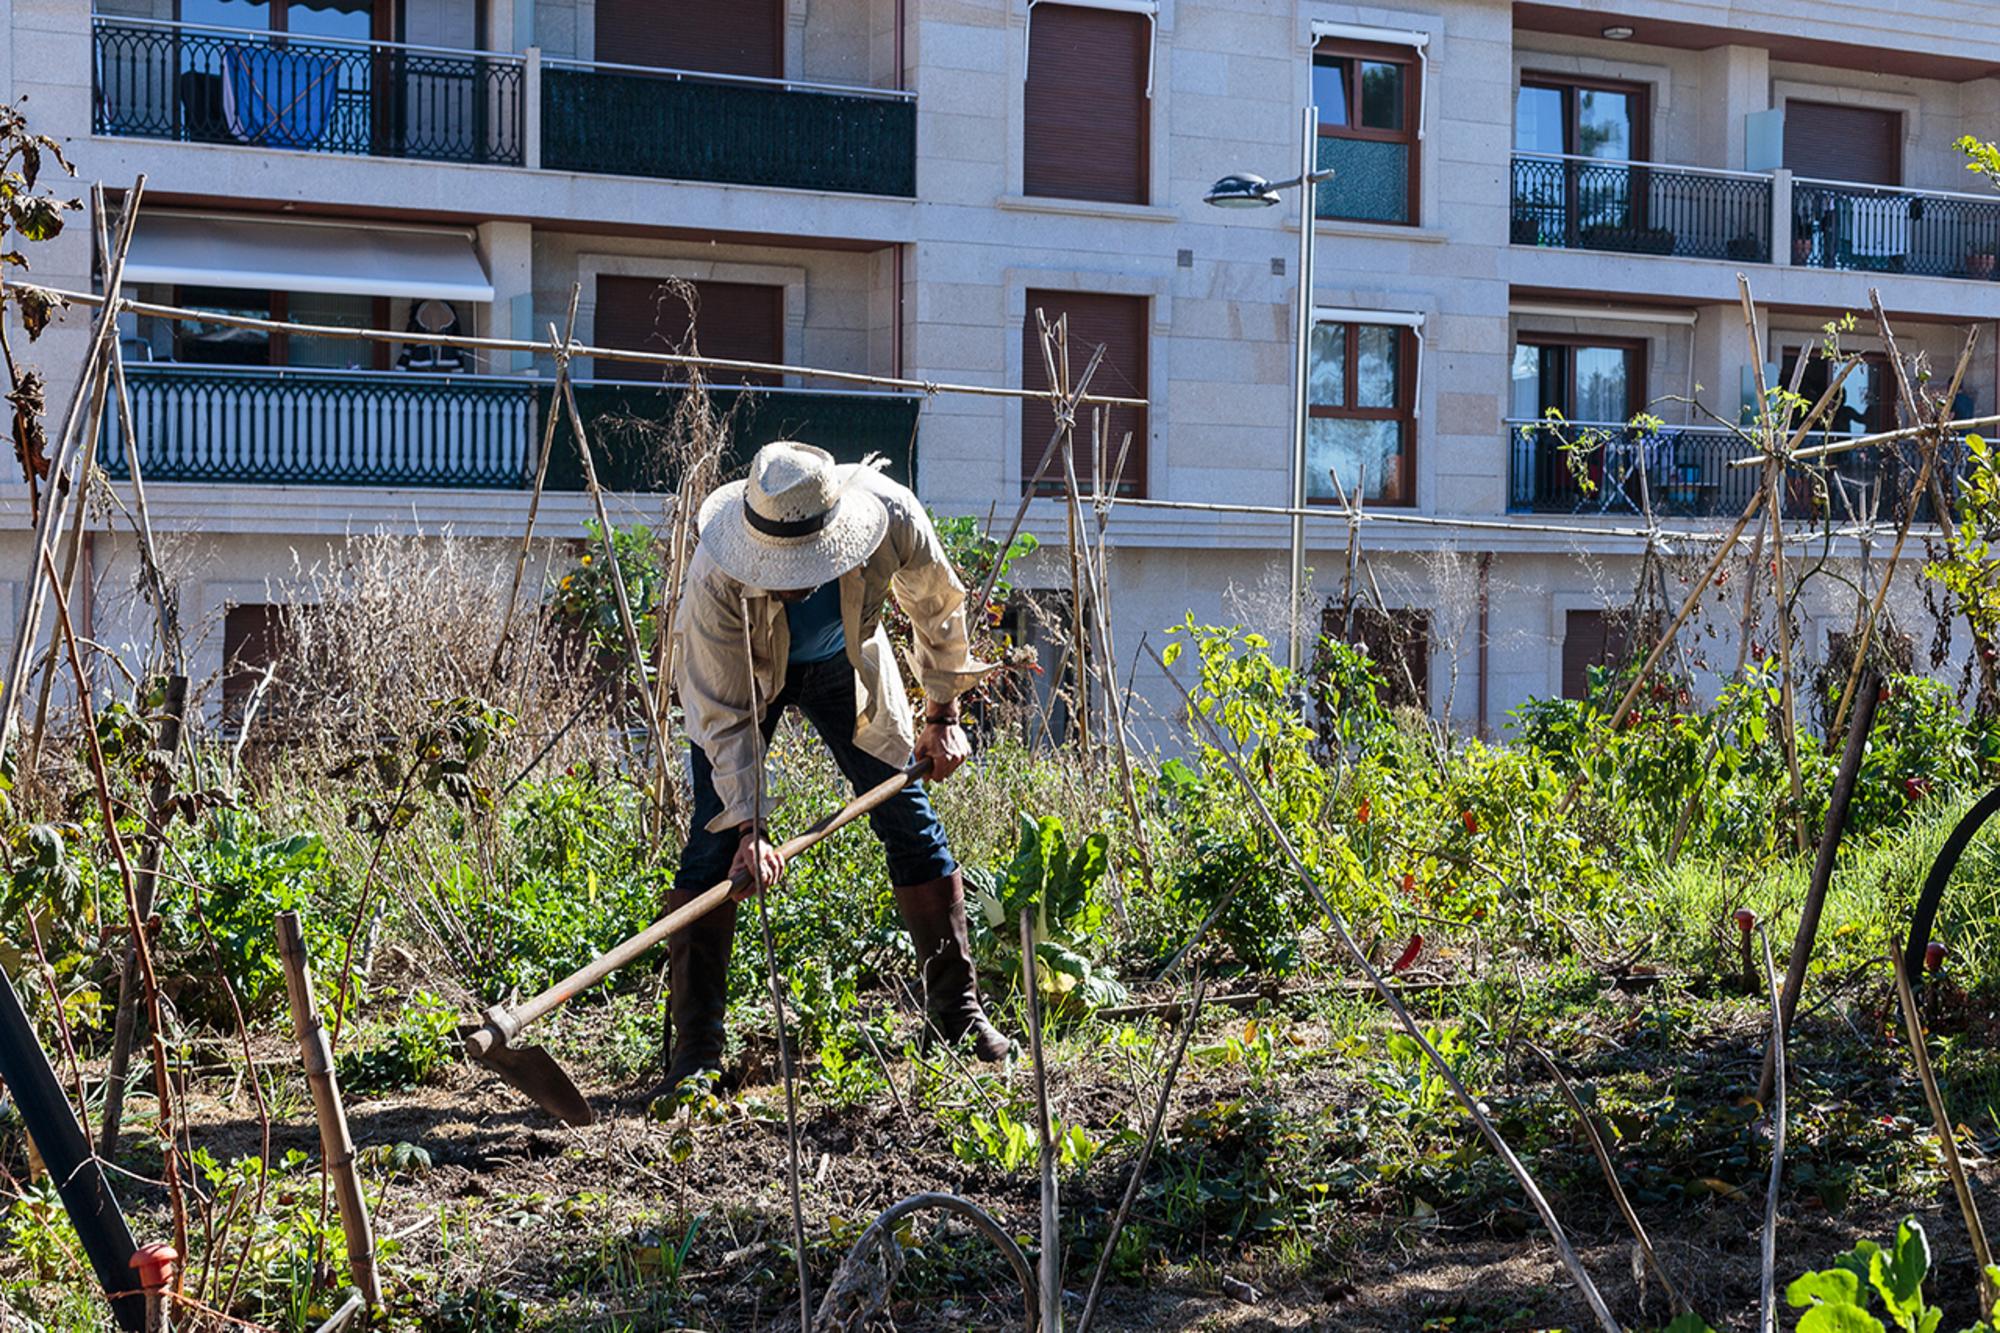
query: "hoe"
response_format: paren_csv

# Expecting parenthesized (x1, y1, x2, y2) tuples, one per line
(463, 758, 931, 1125)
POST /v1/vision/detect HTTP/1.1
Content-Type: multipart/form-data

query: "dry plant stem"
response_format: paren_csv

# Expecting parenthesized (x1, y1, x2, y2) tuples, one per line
(1020, 911, 1062, 1333)
(326, 762, 423, 1052)
(1889, 940, 1999, 1318)
(1758, 925, 1787, 1333)
(276, 911, 382, 1311)
(973, 343, 1108, 616)
(1076, 977, 1207, 1333)
(491, 283, 582, 680)
(20, 910, 90, 1116)
(740, 607, 810, 1333)
(99, 673, 187, 1158)
(1667, 515, 1767, 865)
(557, 366, 677, 798)
(1764, 456, 1807, 853)
(42, 544, 189, 1265)
(1760, 670, 1880, 1105)
(813, 1192, 1037, 1332)
(1152, 643, 1620, 1333)
(46, 286, 1146, 408)
(1526, 1042, 1690, 1315)
(2, 177, 144, 764)
(26, 457, 95, 779)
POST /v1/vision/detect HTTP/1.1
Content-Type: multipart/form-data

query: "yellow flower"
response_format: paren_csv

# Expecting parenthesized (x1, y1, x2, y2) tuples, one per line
(581, 554, 593, 566)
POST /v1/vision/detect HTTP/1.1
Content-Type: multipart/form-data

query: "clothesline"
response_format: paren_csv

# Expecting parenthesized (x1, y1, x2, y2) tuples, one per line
(34, 286, 1150, 408)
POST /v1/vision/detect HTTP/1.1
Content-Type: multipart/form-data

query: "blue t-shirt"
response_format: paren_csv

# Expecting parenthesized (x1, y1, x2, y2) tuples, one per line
(786, 581, 847, 664)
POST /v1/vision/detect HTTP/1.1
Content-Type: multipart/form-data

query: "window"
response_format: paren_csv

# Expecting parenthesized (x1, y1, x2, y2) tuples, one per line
(1024, 4, 1151, 206)
(592, 277, 782, 386)
(222, 602, 289, 722)
(1562, 609, 1631, 701)
(168, 288, 385, 369)
(1510, 338, 1644, 424)
(1312, 41, 1419, 224)
(595, 0, 782, 78)
(1513, 78, 1649, 240)
(1021, 290, 1148, 497)
(1307, 320, 1414, 504)
(1779, 347, 1893, 435)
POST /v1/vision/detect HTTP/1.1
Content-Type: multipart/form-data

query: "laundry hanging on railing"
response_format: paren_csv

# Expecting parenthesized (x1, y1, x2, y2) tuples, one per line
(1844, 194, 1912, 260)
(221, 44, 339, 149)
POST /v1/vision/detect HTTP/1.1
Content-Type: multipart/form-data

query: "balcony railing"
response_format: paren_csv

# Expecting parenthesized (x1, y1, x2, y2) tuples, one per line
(1510, 154, 1773, 262)
(99, 366, 922, 491)
(1507, 420, 1956, 522)
(540, 59, 916, 196)
(1793, 179, 2000, 280)
(92, 18, 524, 164)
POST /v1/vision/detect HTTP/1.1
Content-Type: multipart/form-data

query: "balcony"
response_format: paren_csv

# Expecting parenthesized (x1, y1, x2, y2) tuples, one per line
(1507, 420, 1953, 522)
(1510, 155, 1773, 262)
(98, 366, 921, 492)
(92, 18, 525, 165)
(541, 60, 917, 196)
(1793, 179, 2000, 280)
(89, 20, 919, 197)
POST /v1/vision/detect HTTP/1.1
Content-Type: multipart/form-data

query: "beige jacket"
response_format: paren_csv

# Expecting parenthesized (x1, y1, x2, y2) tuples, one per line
(674, 471, 996, 833)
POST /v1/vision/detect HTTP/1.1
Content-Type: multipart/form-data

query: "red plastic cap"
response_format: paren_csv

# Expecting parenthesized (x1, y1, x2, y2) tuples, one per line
(1926, 941, 1948, 973)
(1734, 909, 1756, 934)
(131, 1243, 178, 1290)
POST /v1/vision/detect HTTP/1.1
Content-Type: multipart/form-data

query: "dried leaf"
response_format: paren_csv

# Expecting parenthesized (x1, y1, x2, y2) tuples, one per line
(6, 367, 48, 523)
(12, 284, 65, 340)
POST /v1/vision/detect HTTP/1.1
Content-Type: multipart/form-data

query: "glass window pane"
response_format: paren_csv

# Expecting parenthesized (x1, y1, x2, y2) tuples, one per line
(1573, 346, 1633, 422)
(285, 291, 375, 369)
(1360, 62, 1404, 131)
(1576, 88, 1636, 161)
(1308, 418, 1403, 502)
(1311, 60, 1349, 128)
(1309, 322, 1346, 407)
(1356, 325, 1399, 408)
(1511, 345, 1545, 419)
(1514, 85, 1565, 154)
(174, 286, 272, 364)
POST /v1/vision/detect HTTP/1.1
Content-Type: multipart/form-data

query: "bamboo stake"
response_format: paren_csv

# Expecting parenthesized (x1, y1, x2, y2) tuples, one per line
(99, 673, 187, 1158)
(1757, 926, 1787, 1333)
(39, 286, 1145, 409)
(275, 911, 380, 1311)
(1021, 910, 1062, 1333)
(490, 283, 582, 681)
(1890, 939, 1999, 1319)
(1666, 512, 1765, 865)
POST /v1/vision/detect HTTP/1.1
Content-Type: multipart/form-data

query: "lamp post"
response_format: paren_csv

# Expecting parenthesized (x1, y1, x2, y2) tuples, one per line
(1206, 106, 1332, 673)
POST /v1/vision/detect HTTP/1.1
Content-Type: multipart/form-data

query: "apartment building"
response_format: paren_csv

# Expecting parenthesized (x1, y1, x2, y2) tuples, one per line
(3, 0, 1997, 732)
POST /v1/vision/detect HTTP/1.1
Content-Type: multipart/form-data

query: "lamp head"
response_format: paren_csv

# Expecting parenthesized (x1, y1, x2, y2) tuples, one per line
(1204, 173, 1283, 209)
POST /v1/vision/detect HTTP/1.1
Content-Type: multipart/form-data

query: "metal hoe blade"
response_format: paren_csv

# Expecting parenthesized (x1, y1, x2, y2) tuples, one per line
(465, 1037, 595, 1127)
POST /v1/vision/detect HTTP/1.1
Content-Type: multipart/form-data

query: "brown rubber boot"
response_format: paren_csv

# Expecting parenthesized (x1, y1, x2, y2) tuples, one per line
(893, 871, 1012, 1062)
(659, 884, 737, 1096)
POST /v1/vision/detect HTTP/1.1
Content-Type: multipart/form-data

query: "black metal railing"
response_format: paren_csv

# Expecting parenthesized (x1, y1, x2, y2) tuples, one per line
(100, 366, 922, 492)
(92, 19, 524, 165)
(1510, 155, 1772, 262)
(1507, 420, 1957, 522)
(1793, 180, 2000, 280)
(541, 62, 916, 196)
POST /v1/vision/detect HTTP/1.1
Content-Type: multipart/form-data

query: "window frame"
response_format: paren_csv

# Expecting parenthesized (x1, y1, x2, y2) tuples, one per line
(1312, 38, 1422, 226)
(1515, 74, 1652, 164)
(1307, 318, 1417, 507)
(1511, 334, 1648, 424)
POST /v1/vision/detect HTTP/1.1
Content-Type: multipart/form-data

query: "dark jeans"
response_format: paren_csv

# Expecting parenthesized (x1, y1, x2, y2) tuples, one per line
(675, 654, 956, 894)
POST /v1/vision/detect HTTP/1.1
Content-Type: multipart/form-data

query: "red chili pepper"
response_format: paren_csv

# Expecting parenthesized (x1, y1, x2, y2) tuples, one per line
(1400, 872, 1416, 897)
(1461, 810, 1477, 833)
(1357, 798, 1371, 824)
(1905, 776, 1933, 800)
(1392, 933, 1423, 973)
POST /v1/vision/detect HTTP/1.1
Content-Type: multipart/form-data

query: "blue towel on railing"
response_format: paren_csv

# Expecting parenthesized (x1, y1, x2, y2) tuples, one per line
(221, 44, 337, 148)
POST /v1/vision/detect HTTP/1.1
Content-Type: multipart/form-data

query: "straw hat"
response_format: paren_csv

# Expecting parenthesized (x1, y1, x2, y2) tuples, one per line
(697, 442, 890, 590)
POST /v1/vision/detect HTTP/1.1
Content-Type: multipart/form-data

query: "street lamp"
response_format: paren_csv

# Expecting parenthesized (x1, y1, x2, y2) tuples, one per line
(1205, 106, 1332, 674)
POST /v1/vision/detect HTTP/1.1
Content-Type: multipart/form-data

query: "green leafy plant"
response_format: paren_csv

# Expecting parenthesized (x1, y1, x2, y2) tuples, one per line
(337, 989, 458, 1095)
(967, 811, 1126, 1013)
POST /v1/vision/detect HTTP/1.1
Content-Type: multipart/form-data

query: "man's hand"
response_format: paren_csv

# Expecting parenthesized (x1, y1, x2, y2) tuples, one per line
(915, 720, 971, 781)
(730, 828, 786, 893)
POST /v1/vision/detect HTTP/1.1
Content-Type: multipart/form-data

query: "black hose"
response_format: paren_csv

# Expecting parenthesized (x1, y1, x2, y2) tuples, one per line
(1903, 785, 2000, 992)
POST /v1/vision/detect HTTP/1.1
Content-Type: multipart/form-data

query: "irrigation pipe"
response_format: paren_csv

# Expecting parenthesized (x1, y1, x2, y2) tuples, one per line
(1151, 643, 1620, 1333)
(32, 286, 1145, 407)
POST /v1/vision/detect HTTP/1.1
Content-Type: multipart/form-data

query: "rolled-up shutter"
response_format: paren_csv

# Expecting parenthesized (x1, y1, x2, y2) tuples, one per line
(593, 276, 782, 385)
(1784, 101, 1900, 185)
(594, 0, 782, 79)
(1024, 4, 1150, 205)
(1021, 290, 1148, 497)
(1562, 609, 1631, 700)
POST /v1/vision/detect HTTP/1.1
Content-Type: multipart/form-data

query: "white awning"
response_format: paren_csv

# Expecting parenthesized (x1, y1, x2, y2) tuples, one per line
(123, 212, 494, 302)
(1309, 20, 1430, 49)
(1314, 306, 1425, 328)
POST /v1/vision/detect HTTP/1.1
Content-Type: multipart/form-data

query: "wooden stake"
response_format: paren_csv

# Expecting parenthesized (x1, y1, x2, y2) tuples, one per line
(490, 283, 582, 682)
(1021, 911, 1062, 1333)
(275, 911, 381, 1311)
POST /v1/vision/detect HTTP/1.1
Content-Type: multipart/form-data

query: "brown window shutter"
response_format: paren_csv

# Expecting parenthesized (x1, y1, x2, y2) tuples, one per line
(1024, 4, 1150, 205)
(1021, 290, 1148, 497)
(593, 0, 782, 79)
(594, 277, 783, 385)
(223, 604, 289, 718)
(1783, 101, 1900, 185)
(1562, 609, 1633, 700)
